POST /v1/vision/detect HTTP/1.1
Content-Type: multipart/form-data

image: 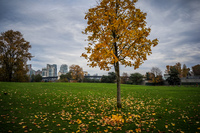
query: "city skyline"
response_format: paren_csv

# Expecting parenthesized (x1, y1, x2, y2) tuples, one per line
(1, 0, 200, 75)
(28, 63, 99, 77)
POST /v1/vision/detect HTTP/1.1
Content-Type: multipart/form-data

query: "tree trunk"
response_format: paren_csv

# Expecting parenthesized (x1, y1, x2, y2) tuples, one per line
(113, 0, 121, 108)
(115, 61, 122, 108)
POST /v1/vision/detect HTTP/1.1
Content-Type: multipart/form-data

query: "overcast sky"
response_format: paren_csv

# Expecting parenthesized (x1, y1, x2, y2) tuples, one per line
(1, 0, 200, 76)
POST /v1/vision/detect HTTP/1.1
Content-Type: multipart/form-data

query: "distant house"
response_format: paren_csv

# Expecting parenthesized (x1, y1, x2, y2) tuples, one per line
(181, 76, 200, 85)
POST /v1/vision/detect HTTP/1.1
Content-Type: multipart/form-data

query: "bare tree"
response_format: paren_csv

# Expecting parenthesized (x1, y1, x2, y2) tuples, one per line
(151, 67, 162, 77)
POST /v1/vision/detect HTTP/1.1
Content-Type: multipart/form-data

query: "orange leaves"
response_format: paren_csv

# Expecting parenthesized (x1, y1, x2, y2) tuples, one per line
(82, 0, 158, 71)
(69, 65, 84, 81)
(101, 114, 124, 127)
(76, 119, 82, 124)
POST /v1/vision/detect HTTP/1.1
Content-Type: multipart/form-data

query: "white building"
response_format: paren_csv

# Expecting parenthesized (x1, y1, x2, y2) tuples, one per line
(27, 64, 35, 77)
(47, 64, 57, 77)
(42, 64, 57, 77)
(59, 64, 68, 74)
(42, 68, 47, 77)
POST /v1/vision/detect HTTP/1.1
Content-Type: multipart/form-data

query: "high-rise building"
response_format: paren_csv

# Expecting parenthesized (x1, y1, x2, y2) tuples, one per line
(60, 64, 68, 74)
(42, 68, 47, 77)
(47, 64, 57, 77)
(42, 64, 57, 77)
(35, 70, 42, 76)
(27, 64, 35, 76)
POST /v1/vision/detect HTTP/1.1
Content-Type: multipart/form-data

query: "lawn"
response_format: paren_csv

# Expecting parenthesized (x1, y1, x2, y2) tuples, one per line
(0, 82, 200, 133)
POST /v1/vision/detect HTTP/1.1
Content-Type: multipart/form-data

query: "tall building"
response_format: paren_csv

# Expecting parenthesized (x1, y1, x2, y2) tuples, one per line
(42, 68, 47, 77)
(60, 64, 68, 74)
(47, 64, 57, 77)
(27, 64, 35, 76)
(42, 64, 57, 77)
(35, 70, 42, 76)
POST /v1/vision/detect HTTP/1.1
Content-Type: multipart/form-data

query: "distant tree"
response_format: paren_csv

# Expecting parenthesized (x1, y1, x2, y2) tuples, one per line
(31, 74, 35, 82)
(175, 62, 182, 77)
(151, 75, 163, 85)
(151, 67, 162, 77)
(101, 75, 110, 83)
(150, 67, 163, 84)
(129, 73, 143, 85)
(182, 64, 190, 77)
(166, 66, 180, 85)
(34, 74, 42, 82)
(101, 72, 116, 83)
(0, 30, 33, 82)
(165, 62, 190, 78)
(59, 72, 72, 82)
(165, 65, 170, 74)
(69, 65, 84, 82)
(192, 64, 200, 76)
(146, 72, 152, 80)
(83, 78, 100, 83)
(82, 0, 158, 108)
(121, 72, 128, 84)
(108, 72, 116, 83)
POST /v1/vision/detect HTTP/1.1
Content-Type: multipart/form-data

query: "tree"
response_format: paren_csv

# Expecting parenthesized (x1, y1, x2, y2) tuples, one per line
(59, 72, 72, 82)
(82, 0, 158, 108)
(34, 74, 42, 82)
(0, 30, 33, 82)
(69, 65, 84, 82)
(31, 74, 35, 82)
(146, 72, 153, 80)
(129, 72, 143, 85)
(165, 65, 170, 74)
(182, 64, 190, 77)
(166, 66, 180, 85)
(150, 67, 163, 84)
(165, 63, 190, 78)
(151, 67, 162, 77)
(174, 62, 182, 77)
(101, 75, 110, 83)
(121, 72, 129, 84)
(108, 72, 116, 83)
(192, 64, 200, 76)
(101, 72, 116, 83)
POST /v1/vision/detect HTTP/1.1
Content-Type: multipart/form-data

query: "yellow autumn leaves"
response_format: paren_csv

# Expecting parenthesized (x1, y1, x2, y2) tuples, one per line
(82, 0, 158, 70)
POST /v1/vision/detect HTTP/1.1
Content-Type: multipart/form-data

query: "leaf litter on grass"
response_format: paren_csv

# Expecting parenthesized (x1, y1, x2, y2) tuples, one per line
(0, 83, 200, 132)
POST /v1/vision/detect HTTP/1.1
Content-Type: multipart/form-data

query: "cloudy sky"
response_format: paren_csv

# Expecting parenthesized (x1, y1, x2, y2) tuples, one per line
(1, 0, 200, 76)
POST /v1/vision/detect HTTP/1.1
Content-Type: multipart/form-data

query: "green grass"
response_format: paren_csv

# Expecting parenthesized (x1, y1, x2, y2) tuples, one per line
(0, 82, 200, 133)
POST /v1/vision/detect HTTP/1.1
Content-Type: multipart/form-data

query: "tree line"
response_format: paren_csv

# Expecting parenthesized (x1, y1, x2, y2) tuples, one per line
(165, 63, 200, 85)
(0, 30, 199, 84)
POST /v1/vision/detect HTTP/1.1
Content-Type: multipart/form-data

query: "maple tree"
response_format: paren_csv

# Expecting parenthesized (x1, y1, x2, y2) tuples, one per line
(82, 0, 158, 108)
(69, 64, 84, 82)
(0, 30, 33, 82)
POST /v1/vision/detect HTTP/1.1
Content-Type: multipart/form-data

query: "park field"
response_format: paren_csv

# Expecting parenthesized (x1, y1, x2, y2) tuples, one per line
(0, 82, 200, 133)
